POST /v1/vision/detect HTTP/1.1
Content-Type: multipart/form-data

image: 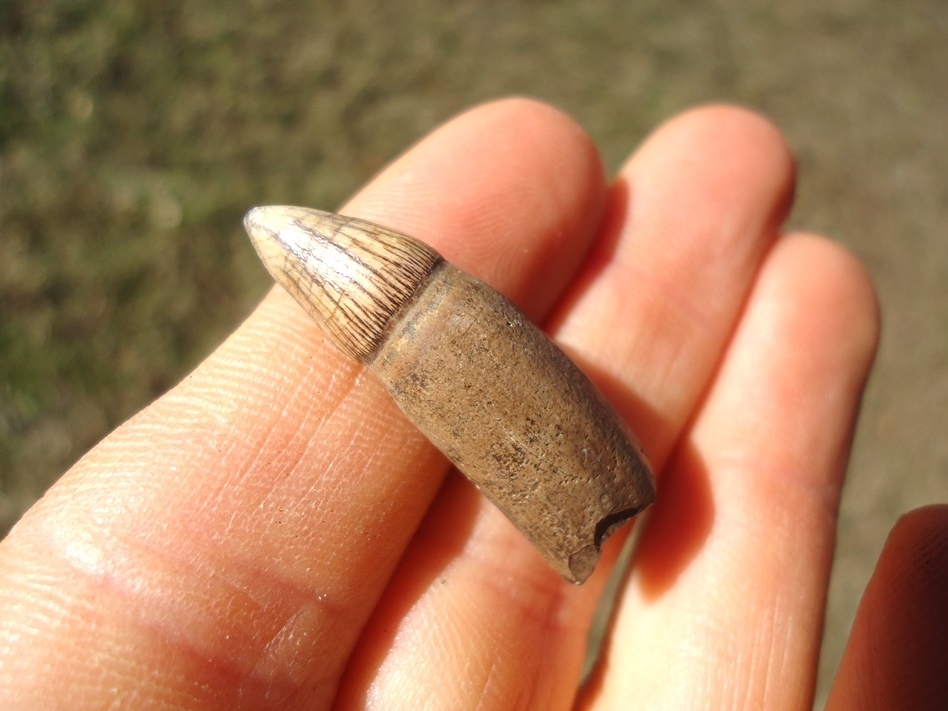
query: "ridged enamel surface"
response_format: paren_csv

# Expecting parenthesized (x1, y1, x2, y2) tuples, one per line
(245, 206, 441, 362)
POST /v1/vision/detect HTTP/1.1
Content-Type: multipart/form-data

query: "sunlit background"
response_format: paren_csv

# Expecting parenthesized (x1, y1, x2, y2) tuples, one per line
(2, 2, 946, 705)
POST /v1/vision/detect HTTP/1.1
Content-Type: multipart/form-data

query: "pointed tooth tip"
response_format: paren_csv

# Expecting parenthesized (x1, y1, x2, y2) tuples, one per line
(243, 206, 300, 251)
(243, 205, 336, 241)
(243, 205, 284, 233)
(243, 204, 265, 222)
(242, 206, 267, 243)
(242, 207, 296, 279)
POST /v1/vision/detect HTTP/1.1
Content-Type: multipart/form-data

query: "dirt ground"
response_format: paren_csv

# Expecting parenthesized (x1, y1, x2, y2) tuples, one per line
(2, 1, 946, 705)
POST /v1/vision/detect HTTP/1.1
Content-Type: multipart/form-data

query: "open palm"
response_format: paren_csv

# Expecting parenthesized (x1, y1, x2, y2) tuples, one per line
(2, 99, 944, 709)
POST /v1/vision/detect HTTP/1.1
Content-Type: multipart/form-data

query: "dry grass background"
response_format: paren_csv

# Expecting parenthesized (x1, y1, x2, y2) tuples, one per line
(1, 1, 946, 706)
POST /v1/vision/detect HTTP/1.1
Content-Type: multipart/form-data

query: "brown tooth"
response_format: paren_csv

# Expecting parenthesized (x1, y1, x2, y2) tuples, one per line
(244, 205, 656, 584)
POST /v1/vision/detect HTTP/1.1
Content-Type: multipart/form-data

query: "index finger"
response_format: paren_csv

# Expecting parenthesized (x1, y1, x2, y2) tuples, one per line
(0, 98, 606, 709)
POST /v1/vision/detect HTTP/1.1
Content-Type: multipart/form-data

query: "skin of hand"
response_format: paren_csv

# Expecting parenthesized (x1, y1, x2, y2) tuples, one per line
(1, 98, 945, 710)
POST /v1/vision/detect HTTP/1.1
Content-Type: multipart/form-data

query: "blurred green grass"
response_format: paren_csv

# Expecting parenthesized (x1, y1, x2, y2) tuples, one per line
(3, 1, 947, 705)
(0, 0, 691, 532)
(0, 2, 386, 522)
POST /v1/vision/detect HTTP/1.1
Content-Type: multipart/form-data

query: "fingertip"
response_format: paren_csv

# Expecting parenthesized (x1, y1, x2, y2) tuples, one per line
(880, 504, 948, 614)
(827, 505, 948, 710)
(776, 233, 881, 380)
(651, 104, 796, 175)
(890, 503, 948, 548)
(343, 97, 607, 316)
(628, 104, 797, 229)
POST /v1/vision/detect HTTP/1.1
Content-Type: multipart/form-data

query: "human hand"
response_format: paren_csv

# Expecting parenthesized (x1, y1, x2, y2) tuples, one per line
(1, 99, 944, 709)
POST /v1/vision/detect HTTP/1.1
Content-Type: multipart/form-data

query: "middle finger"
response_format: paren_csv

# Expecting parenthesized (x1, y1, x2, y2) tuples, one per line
(336, 106, 796, 708)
